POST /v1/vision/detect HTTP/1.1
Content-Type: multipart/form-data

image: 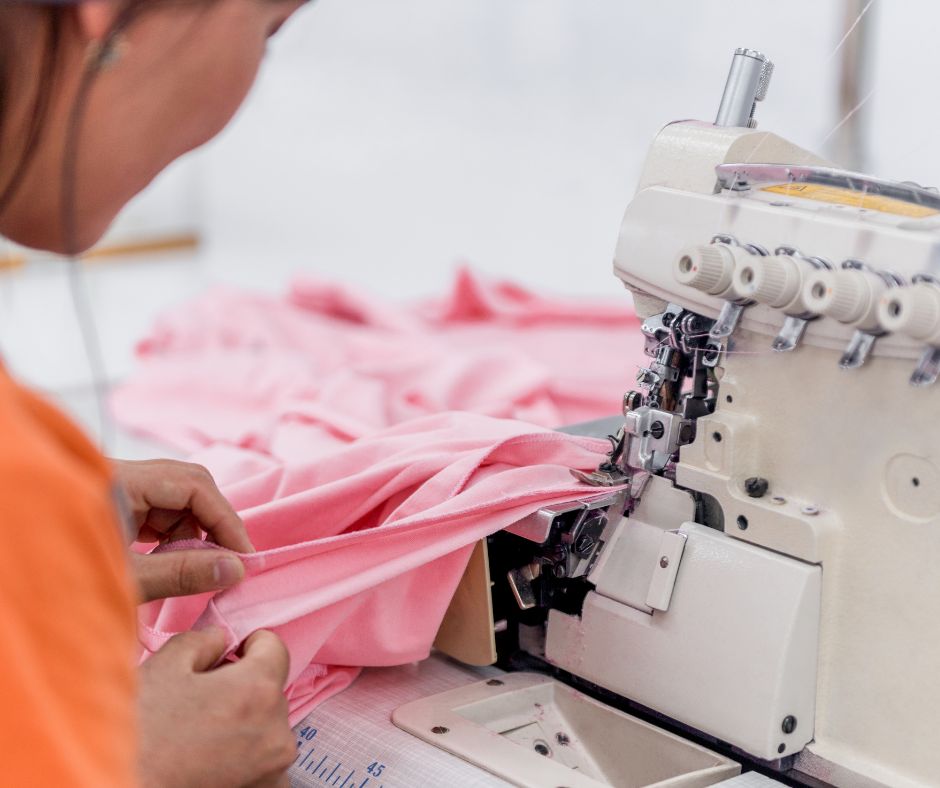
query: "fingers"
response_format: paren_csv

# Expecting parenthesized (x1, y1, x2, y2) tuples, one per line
(133, 460, 255, 553)
(142, 510, 202, 543)
(176, 464, 255, 553)
(138, 513, 201, 544)
(131, 549, 245, 603)
(236, 630, 291, 689)
(156, 627, 229, 673)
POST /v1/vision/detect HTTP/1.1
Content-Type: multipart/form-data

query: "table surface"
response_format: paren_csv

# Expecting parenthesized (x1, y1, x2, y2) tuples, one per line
(288, 655, 786, 788)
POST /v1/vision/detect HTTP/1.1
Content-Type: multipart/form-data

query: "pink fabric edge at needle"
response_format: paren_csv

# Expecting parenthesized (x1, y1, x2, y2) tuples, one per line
(138, 413, 623, 723)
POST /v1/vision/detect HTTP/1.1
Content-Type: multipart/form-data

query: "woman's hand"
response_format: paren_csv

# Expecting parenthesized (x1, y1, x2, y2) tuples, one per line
(112, 459, 254, 603)
(138, 628, 296, 788)
(121, 463, 294, 784)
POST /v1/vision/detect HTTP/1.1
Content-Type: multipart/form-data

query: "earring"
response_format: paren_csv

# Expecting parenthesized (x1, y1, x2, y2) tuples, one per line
(85, 34, 127, 72)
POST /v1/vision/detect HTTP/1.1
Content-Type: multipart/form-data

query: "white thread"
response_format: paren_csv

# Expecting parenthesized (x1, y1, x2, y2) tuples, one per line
(829, 0, 876, 62)
(67, 257, 115, 451)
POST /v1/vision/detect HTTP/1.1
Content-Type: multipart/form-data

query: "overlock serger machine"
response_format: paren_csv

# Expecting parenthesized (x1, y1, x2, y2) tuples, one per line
(395, 49, 939, 788)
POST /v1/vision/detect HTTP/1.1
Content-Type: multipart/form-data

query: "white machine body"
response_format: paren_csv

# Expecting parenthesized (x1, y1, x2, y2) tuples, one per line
(560, 110, 940, 786)
(416, 50, 940, 788)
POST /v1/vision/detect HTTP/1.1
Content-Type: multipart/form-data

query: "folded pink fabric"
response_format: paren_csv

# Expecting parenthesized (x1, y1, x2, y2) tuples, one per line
(122, 270, 641, 719)
(138, 413, 619, 723)
(112, 268, 643, 459)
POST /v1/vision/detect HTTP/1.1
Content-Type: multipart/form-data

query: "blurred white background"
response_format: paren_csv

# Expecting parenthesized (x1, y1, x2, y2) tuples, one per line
(1, 0, 933, 447)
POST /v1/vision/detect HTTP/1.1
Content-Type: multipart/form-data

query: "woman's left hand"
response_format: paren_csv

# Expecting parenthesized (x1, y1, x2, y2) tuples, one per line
(112, 459, 254, 603)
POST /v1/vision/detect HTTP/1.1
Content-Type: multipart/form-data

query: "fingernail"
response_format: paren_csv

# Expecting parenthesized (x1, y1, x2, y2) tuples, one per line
(213, 554, 244, 588)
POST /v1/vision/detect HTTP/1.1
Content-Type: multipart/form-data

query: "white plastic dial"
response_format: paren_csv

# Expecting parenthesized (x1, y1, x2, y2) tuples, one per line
(733, 254, 801, 309)
(803, 268, 887, 332)
(674, 245, 736, 296)
(878, 284, 940, 346)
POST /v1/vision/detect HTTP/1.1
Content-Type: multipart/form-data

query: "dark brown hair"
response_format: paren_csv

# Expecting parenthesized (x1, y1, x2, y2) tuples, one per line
(0, 6, 63, 217)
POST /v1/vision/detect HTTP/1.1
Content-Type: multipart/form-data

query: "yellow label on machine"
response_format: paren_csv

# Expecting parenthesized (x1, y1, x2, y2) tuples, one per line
(762, 183, 939, 218)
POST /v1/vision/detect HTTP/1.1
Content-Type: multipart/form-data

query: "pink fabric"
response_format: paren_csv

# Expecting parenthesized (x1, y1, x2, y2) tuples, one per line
(137, 413, 620, 724)
(112, 268, 643, 459)
(119, 269, 643, 720)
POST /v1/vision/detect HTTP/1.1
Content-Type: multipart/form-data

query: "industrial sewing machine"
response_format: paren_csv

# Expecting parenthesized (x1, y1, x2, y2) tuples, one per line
(393, 49, 940, 787)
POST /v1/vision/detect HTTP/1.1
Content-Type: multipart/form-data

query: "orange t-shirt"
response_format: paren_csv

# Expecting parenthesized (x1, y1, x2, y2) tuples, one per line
(0, 369, 137, 786)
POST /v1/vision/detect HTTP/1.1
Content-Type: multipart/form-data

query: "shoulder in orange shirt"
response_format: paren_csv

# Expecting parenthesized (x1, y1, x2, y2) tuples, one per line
(0, 368, 137, 786)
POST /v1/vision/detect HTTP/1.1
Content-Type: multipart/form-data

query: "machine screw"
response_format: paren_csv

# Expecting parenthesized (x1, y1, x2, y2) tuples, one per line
(659, 556, 669, 568)
(782, 715, 797, 734)
(552, 563, 567, 579)
(744, 477, 769, 498)
(649, 421, 665, 439)
(486, 679, 504, 687)
(533, 741, 551, 757)
(431, 726, 449, 735)
(574, 534, 596, 556)
(556, 733, 571, 746)
(801, 505, 820, 516)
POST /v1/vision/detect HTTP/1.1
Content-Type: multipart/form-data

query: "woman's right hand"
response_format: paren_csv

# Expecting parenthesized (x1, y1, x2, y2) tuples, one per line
(137, 628, 296, 787)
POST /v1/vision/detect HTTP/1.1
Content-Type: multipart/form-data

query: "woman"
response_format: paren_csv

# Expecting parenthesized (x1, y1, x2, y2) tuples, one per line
(0, 1, 309, 785)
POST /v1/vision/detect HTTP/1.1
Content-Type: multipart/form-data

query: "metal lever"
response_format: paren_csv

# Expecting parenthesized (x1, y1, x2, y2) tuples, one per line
(772, 316, 811, 352)
(507, 563, 539, 610)
(716, 163, 940, 213)
(912, 347, 940, 387)
(711, 302, 746, 339)
(839, 330, 878, 369)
